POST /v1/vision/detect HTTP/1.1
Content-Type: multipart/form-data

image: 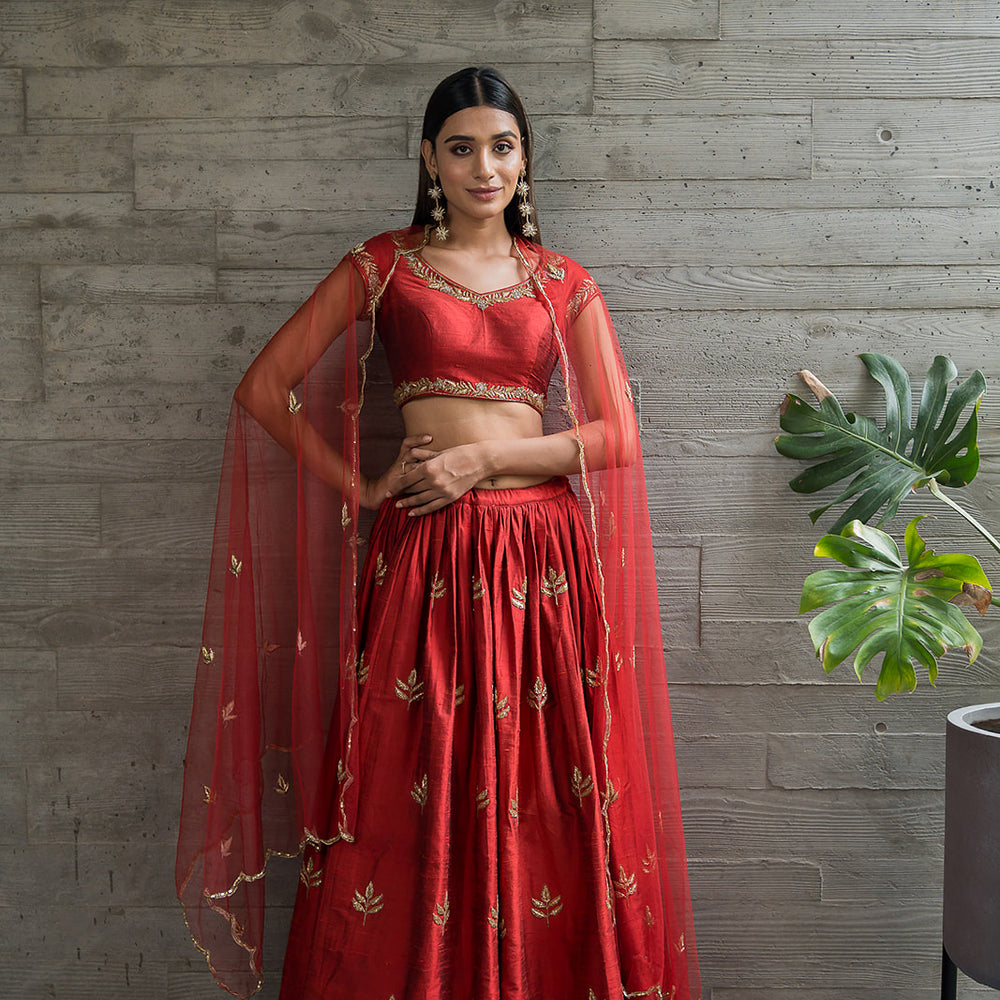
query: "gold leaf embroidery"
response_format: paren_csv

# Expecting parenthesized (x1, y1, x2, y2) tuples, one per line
(229, 554, 242, 578)
(530, 884, 563, 925)
(585, 659, 602, 688)
(454, 683, 465, 707)
(614, 651, 623, 672)
(337, 758, 348, 783)
(430, 574, 446, 601)
(300, 856, 323, 889)
(602, 779, 620, 810)
(676, 932, 686, 954)
(357, 651, 369, 684)
(200, 646, 214, 665)
(509, 791, 519, 825)
(341, 503, 351, 529)
(571, 766, 594, 805)
(641, 845, 658, 874)
(296, 630, 306, 653)
(476, 788, 490, 811)
(221, 701, 236, 724)
(395, 669, 425, 707)
(352, 880, 384, 924)
(511, 577, 528, 610)
(393, 376, 546, 414)
(494, 688, 510, 720)
(403, 251, 546, 311)
(432, 891, 450, 929)
(613, 865, 637, 905)
(203, 784, 215, 804)
(527, 676, 548, 710)
(220, 836, 232, 858)
(411, 773, 428, 811)
(287, 389, 302, 415)
(541, 567, 568, 603)
(374, 552, 387, 584)
(275, 774, 289, 795)
(472, 576, 484, 600)
(643, 905, 656, 927)
(488, 901, 506, 939)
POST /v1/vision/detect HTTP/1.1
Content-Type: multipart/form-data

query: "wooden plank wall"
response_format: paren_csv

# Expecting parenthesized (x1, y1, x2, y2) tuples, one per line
(1, 2, 999, 997)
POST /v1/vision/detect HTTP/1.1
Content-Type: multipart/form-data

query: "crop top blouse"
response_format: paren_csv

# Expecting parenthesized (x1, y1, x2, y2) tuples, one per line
(346, 226, 602, 415)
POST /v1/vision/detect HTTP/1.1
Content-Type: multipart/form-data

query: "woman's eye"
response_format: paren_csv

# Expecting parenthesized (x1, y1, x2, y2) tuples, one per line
(450, 144, 472, 155)
(495, 142, 514, 153)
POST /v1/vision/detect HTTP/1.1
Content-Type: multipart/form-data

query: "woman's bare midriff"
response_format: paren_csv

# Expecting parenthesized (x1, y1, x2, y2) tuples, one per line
(401, 395, 552, 490)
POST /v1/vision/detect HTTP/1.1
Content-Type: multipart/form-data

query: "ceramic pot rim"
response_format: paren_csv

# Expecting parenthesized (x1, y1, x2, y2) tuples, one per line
(948, 702, 1000, 735)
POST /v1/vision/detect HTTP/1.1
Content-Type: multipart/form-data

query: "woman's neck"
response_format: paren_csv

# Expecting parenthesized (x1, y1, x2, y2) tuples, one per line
(435, 213, 513, 256)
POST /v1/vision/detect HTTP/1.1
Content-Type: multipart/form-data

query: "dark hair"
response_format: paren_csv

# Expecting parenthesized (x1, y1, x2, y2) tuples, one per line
(412, 66, 539, 243)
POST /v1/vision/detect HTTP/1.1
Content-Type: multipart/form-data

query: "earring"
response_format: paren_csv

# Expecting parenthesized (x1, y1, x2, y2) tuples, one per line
(517, 168, 537, 238)
(428, 176, 449, 242)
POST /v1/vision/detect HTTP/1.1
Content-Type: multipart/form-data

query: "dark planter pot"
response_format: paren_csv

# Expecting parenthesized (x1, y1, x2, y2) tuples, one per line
(944, 702, 1000, 989)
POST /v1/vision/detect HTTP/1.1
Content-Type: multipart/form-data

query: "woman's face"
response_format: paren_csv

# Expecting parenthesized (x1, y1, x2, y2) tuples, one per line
(421, 105, 527, 229)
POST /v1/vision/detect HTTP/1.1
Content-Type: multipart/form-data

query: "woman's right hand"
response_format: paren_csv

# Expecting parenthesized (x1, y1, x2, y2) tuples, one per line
(360, 434, 435, 510)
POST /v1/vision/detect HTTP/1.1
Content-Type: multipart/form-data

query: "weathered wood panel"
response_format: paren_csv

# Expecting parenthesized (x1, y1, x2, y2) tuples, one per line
(41, 265, 216, 303)
(595, 0, 719, 40)
(0, 134, 131, 191)
(101, 482, 218, 551)
(815, 99, 1000, 177)
(0, 768, 27, 844)
(0, 264, 42, 401)
(26, 63, 591, 122)
(723, 0, 1000, 38)
(652, 542, 701, 650)
(595, 39, 1000, 100)
(675, 734, 769, 788)
(0, 651, 57, 712)
(768, 733, 946, 790)
(2, 1, 593, 65)
(0, 68, 22, 133)
(0, 485, 101, 548)
(688, 858, 821, 901)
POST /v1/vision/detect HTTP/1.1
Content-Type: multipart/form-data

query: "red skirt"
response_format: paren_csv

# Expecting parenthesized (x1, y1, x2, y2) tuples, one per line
(280, 478, 669, 1000)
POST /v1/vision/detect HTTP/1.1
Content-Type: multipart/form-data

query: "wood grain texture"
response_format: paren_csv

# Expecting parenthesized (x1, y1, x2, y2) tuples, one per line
(0, 651, 57, 712)
(0, 68, 23, 133)
(0, 485, 101, 548)
(595, 39, 1000, 100)
(0, 134, 132, 192)
(722, 0, 1000, 38)
(0, 264, 42, 401)
(595, 0, 719, 40)
(41, 264, 216, 303)
(2, 0, 593, 65)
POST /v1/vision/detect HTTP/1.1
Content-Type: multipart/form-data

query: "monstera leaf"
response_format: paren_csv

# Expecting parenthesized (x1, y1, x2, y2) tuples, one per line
(776, 353, 985, 533)
(802, 517, 992, 700)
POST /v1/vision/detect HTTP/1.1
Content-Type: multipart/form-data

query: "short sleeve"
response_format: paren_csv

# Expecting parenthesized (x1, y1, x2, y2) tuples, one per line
(346, 240, 382, 317)
(566, 267, 602, 324)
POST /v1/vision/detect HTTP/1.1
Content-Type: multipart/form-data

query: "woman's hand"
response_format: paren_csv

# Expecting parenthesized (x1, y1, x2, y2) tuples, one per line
(392, 441, 494, 516)
(360, 434, 435, 510)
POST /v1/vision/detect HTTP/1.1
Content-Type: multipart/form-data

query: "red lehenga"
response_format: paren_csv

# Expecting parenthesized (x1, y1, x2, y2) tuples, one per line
(176, 226, 701, 1000)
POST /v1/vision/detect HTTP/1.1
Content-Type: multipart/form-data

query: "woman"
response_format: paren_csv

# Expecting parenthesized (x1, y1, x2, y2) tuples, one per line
(177, 67, 700, 1000)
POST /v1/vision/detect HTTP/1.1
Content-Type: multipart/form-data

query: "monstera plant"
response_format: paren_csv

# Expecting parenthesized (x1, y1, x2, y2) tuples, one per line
(775, 352, 997, 700)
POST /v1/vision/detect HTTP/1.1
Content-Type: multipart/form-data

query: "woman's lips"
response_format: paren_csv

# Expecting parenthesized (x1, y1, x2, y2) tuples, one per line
(468, 187, 502, 200)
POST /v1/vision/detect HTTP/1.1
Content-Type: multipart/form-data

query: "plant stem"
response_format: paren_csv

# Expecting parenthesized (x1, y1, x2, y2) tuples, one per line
(928, 479, 1000, 556)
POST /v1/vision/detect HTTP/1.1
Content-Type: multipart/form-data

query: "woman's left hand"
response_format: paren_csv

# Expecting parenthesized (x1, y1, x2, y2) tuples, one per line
(392, 442, 493, 516)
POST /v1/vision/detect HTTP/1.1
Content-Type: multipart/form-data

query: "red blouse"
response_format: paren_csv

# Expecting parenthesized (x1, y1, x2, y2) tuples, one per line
(348, 227, 601, 414)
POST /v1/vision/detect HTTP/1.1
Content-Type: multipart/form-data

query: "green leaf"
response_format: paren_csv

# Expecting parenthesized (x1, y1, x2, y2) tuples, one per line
(800, 517, 991, 700)
(776, 353, 985, 532)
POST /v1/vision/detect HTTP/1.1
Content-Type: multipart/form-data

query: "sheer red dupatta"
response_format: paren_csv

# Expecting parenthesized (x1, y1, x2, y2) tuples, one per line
(176, 230, 701, 999)
(526, 239, 701, 1000)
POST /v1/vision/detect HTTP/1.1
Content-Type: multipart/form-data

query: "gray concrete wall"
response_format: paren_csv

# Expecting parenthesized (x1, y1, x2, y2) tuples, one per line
(2, 2, 999, 997)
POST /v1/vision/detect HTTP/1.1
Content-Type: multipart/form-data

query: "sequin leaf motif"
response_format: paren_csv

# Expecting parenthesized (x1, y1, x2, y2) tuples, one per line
(395, 669, 425, 707)
(374, 552, 387, 584)
(613, 866, 637, 906)
(341, 503, 351, 529)
(585, 660, 603, 689)
(530, 885, 563, 925)
(352, 881, 384, 924)
(455, 684, 465, 707)
(300, 857, 323, 890)
(476, 788, 490, 811)
(221, 701, 237, 724)
(357, 651, 370, 685)
(296, 630, 307, 653)
(472, 576, 484, 601)
(641, 846, 658, 874)
(220, 836, 232, 858)
(509, 792, 519, 825)
(432, 892, 450, 930)
(676, 933, 686, 954)
(541, 567, 568, 604)
(572, 766, 594, 806)
(200, 646, 214, 665)
(528, 676, 549, 710)
(275, 774, 290, 795)
(203, 785, 215, 804)
(511, 577, 528, 610)
(488, 902, 506, 939)
(229, 555, 242, 578)
(602, 779, 620, 810)
(494, 688, 510, 720)
(430, 573, 446, 601)
(287, 389, 302, 415)
(643, 905, 656, 927)
(411, 773, 428, 811)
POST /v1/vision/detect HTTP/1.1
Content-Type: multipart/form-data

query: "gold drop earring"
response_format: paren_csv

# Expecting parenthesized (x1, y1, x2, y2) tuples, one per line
(517, 167, 537, 238)
(428, 175, 449, 242)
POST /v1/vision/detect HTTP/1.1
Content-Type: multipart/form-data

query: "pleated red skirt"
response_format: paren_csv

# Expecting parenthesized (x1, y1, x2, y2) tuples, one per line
(279, 477, 669, 1000)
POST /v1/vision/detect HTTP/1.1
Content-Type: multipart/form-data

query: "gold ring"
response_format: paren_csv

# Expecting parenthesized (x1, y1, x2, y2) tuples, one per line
(401, 461, 407, 474)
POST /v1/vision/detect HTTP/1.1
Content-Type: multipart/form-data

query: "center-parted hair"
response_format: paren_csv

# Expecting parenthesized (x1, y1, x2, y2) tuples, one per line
(412, 66, 540, 243)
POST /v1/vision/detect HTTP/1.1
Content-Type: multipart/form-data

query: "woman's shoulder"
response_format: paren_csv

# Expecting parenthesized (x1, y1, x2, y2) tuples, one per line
(525, 241, 603, 321)
(351, 225, 425, 263)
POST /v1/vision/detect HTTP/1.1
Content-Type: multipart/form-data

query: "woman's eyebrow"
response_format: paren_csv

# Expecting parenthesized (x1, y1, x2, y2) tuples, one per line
(441, 131, 517, 143)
